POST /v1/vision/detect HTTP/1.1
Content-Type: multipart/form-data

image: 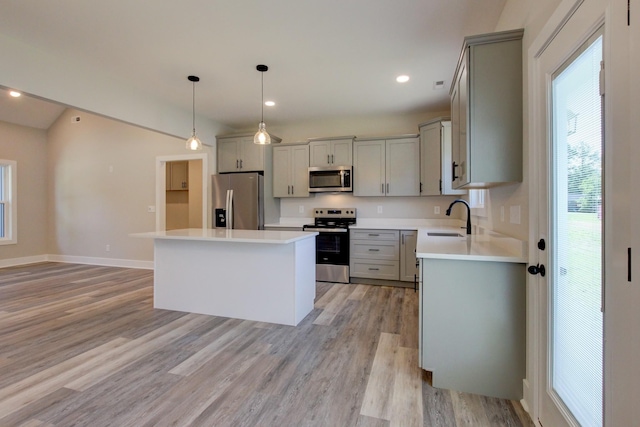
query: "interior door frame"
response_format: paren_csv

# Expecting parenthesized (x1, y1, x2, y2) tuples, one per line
(527, 0, 611, 425)
(155, 153, 209, 231)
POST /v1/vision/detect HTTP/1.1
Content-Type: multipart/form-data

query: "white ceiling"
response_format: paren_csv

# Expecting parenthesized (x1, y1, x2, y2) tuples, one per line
(0, 0, 506, 131)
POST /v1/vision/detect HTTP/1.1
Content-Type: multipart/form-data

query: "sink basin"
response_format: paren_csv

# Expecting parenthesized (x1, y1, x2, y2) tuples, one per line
(427, 232, 464, 237)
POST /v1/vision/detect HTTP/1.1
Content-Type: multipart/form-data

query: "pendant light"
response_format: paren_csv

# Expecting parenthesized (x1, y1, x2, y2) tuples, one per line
(253, 64, 271, 145)
(186, 75, 203, 151)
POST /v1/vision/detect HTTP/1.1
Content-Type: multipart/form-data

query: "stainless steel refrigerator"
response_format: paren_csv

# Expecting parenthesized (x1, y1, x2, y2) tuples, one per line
(212, 173, 264, 230)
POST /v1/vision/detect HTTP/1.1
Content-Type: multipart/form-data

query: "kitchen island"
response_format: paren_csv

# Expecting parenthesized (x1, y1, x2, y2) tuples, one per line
(132, 228, 318, 326)
(416, 228, 527, 400)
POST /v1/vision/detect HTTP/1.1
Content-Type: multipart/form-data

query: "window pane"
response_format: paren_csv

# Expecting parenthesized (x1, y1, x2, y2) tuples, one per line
(551, 34, 603, 426)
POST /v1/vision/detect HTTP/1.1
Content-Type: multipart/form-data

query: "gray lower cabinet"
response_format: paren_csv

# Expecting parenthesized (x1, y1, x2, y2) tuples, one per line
(419, 257, 526, 400)
(399, 230, 418, 282)
(350, 229, 400, 281)
(350, 229, 417, 283)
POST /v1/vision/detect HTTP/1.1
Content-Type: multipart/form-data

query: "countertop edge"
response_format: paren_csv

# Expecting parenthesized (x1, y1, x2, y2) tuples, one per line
(130, 229, 318, 245)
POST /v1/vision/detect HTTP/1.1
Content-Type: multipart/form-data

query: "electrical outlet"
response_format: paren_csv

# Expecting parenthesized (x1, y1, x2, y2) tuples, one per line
(377, 205, 383, 214)
(106, 244, 110, 252)
(434, 206, 440, 215)
(298, 205, 304, 214)
(147, 206, 156, 213)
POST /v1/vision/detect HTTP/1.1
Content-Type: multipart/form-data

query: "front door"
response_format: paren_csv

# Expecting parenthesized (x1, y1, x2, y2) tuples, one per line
(532, 1, 606, 425)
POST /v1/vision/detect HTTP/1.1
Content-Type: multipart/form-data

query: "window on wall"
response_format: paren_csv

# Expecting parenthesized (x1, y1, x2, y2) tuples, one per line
(469, 189, 487, 217)
(0, 160, 17, 244)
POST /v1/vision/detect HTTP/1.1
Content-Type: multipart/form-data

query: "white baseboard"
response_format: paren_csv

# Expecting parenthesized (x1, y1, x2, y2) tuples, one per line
(0, 255, 153, 270)
(46, 254, 153, 270)
(0, 254, 48, 268)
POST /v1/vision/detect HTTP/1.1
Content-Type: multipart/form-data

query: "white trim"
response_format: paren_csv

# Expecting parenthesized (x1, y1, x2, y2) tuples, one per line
(0, 254, 153, 269)
(0, 254, 47, 268)
(528, 0, 609, 425)
(46, 254, 153, 270)
(156, 153, 209, 232)
(0, 159, 17, 245)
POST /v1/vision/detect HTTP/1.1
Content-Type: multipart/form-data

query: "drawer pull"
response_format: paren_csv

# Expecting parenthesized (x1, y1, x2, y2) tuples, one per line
(368, 234, 380, 237)
(368, 249, 380, 252)
(368, 268, 380, 271)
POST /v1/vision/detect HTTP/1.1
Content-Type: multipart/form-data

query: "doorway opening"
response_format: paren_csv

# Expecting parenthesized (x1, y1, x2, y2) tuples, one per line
(156, 153, 208, 231)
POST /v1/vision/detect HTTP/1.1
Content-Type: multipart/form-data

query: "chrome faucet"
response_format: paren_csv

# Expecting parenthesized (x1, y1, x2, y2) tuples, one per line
(446, 199, 472, 235)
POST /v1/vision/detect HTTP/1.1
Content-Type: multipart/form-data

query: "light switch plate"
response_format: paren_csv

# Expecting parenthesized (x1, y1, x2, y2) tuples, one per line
(377, 206, 383, 214)
(434, 206, 440, 215)
(298, 205, 304, 213)
(147, 206, 156, 213)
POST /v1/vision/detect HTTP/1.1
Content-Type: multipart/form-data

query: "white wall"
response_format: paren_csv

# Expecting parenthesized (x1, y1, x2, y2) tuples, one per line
(46, 109, 214, 262)
(0, 121, 48, 262)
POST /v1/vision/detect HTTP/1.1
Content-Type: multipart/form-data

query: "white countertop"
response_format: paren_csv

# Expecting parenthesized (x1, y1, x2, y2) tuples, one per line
(416, 227, 527, 263)
(131, 228, 318, 244)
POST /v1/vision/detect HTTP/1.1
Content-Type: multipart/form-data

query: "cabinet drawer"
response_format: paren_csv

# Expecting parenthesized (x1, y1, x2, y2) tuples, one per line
(351, 240, 399, 260)
(350, 260, 399, 280)
(350, 229, 399, 241)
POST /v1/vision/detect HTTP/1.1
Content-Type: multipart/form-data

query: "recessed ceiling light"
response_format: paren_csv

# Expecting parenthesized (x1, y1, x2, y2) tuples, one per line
(265, 101, 275, 107)
(9, 90, 21, 97)
(396, 75, 410, 83)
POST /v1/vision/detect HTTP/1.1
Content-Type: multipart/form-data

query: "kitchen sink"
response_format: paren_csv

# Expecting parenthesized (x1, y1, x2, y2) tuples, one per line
(427, 232, 464, 237)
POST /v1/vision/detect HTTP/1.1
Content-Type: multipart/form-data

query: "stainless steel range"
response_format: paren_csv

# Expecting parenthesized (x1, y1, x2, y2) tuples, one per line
(303, 208, 356, 283)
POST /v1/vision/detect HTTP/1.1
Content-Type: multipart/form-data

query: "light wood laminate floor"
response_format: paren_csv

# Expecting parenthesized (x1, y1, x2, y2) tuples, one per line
(0, 263, 534, 426)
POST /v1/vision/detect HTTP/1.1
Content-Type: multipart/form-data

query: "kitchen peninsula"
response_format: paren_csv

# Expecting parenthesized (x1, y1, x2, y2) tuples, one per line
(132, 228, 318, 326)
(417, 228, 527, 400)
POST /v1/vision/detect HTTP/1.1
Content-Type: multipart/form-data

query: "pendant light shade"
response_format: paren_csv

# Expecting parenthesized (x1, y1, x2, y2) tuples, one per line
(186, 75, 203, 151)
(254, 65, 271, 145)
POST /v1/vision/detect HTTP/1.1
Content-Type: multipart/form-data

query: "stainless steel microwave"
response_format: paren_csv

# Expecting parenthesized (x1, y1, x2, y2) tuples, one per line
(308, 166, 353, 193)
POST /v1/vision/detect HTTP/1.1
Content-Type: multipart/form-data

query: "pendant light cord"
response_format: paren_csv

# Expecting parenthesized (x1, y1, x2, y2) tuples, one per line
(192, 81, 196, 134)
(260, 72, 264, 123)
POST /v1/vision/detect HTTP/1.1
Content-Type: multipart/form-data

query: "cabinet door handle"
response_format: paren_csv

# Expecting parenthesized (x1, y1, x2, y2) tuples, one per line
(381, 183, 384, 194)
(452, 162, 459, 181)
(386, 183, 389, 194)
(327, 154, 331, 164)
(368, 248, 380, 252)
(331, 154, 334, 164)
(287, 185, 290, 195)
(420, 182, 423, 193)
(402, 234, 405, 245)
(291, 185, 294, 194)
(236, 159, 239, 169)
(240, 159, 243, 169)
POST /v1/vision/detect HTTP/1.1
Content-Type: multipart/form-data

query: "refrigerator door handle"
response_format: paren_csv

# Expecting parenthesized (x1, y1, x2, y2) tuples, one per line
(226, 189, 234, 229)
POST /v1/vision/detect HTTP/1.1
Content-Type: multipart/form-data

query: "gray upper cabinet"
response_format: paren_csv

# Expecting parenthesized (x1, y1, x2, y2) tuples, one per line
(419, 118, 466, 196)
(353, 136, 420, 197)
(308, 137, 354, 167)
(273, 144, 310, 198)
(217, 134, 281, 173)
(450, 29, 524, 189)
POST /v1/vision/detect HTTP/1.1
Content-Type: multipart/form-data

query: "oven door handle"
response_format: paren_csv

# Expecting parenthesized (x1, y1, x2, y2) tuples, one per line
(303, 227, 348, 233)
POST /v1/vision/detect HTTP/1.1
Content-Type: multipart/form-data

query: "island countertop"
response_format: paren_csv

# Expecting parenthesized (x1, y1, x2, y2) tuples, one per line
(416, 227, 527, 263)
(131, 228, 318, 245)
